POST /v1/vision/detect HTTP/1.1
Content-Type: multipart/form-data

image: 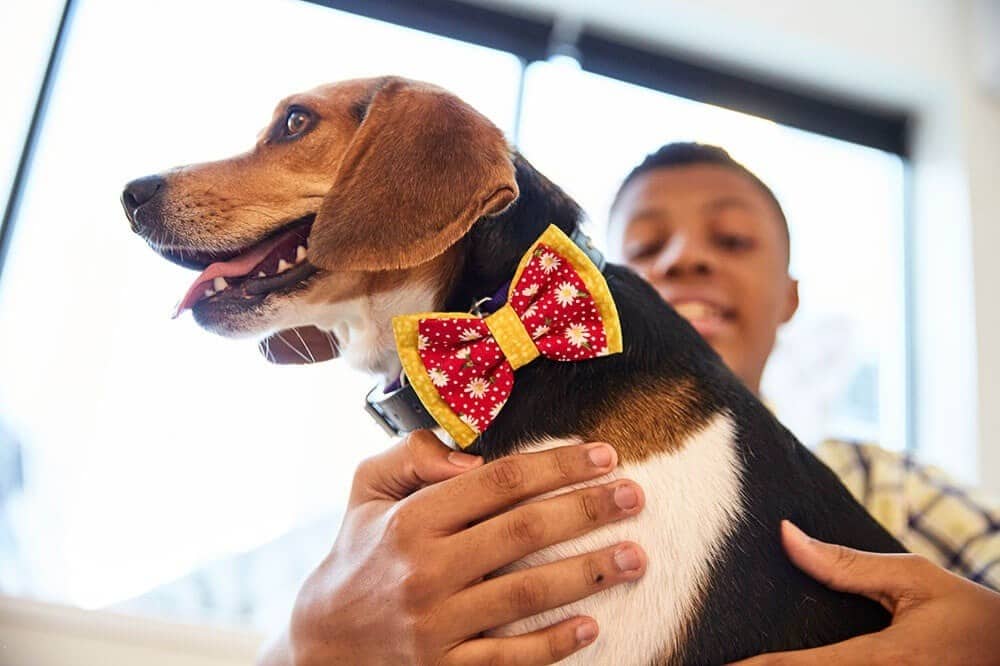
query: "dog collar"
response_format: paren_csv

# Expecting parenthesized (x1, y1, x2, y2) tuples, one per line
(365, 225, 614, 444)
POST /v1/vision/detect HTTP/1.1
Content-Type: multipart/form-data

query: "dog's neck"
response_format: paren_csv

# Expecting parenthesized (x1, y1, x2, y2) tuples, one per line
(442, 153, 585, 312)
(336, 153, 586, 386)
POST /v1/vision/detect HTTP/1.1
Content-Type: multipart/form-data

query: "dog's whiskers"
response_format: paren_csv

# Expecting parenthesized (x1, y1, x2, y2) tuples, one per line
(259, 335, 274, 363)
(324, 330, 338, 357)
(292, 328, 317, 363)
(274, 330, 311, 363)
(168, 229, 185, 261)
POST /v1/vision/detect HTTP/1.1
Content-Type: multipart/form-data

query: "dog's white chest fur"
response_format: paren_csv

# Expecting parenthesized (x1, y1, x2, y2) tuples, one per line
(489, 412, 745, 665)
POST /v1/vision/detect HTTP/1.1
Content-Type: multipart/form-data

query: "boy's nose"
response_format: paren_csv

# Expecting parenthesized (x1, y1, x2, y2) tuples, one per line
(655, 236, 715, 278)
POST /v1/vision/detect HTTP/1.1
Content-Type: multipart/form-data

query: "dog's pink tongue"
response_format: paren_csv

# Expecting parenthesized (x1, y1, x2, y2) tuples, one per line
(172, 239, 280, 318)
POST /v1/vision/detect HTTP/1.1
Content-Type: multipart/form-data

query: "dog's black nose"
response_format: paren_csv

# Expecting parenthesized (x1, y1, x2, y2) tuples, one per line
(122, 175, 165, 232)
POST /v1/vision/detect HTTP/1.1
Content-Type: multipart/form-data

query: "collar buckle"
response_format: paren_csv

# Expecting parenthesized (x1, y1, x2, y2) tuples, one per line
(365, 382, 439, 438)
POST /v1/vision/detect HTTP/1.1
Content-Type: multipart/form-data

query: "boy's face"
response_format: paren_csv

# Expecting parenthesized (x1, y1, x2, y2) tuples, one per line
(609, 164, 798, 393)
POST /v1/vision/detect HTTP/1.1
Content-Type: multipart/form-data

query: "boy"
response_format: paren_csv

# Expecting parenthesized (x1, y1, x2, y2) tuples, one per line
(608, 142, 999, 590)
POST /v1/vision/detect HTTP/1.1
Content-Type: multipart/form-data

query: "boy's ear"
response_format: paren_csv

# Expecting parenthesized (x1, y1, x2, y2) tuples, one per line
(307, 77, 517, 272)
(781, 277, 799, 324)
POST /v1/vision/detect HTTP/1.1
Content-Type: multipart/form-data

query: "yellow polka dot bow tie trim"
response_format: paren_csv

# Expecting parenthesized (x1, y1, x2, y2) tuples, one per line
(392, 225, 623, 448)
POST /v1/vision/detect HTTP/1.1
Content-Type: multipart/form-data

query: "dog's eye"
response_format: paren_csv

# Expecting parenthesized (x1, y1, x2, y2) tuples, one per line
(285, 109, 312, 137)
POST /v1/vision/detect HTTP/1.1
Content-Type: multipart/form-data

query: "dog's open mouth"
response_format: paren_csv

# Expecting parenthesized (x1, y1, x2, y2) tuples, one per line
(170, 216, 318, 318)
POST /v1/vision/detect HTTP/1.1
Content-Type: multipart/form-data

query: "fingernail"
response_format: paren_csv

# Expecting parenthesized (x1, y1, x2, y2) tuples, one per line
(783, 520, 811, 543)
(448, 451, 482, 468)
(586, 443, 615, 468)
(575, 621, 598, 645)
(613, 484, 639, 510)
(614, 546, 642, 572)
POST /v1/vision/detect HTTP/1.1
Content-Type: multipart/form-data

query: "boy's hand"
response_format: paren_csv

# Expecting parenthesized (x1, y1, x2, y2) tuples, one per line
(260, 430, 647, 665)
(732, 520, 1000, 665)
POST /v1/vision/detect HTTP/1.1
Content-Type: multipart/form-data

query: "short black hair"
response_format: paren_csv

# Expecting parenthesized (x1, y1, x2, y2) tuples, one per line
(612, 142, 790, 250)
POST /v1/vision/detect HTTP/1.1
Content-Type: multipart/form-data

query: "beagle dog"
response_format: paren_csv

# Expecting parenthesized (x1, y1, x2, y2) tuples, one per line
(122, 76, 904, 665)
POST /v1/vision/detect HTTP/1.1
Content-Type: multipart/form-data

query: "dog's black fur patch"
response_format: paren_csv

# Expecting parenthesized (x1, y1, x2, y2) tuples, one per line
(445, 152, 905, 664)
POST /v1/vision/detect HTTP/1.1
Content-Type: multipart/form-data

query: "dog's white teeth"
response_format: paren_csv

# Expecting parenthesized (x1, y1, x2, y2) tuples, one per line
(295, 245, 307, 263)
(204, 289, 215, 298)
(258, 271, 267, 278)
(213, 277, 229, 291)
(277, 259, 291, 273)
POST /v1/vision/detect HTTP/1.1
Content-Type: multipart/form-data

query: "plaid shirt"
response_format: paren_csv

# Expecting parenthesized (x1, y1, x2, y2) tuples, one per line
(815, 440, 1000, 591)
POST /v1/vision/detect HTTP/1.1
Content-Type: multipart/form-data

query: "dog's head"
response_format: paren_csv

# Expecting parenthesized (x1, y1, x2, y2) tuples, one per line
(123, 77, 518, 371)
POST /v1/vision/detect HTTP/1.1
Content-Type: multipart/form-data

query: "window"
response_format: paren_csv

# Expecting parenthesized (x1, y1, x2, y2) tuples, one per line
(0, 0, 909, 635)
(0, 0, 520, 617)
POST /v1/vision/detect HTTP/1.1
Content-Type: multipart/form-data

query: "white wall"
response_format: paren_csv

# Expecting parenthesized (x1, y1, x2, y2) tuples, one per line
(470, 0, 1000, 491)
(0, 595, 262, 666)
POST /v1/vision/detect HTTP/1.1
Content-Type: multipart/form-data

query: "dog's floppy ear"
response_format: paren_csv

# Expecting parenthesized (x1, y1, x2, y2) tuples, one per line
(308, 78, 518, 272)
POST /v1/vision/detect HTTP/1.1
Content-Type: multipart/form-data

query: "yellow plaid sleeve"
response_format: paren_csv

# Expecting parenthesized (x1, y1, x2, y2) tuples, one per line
(816, 439, 1000, 591)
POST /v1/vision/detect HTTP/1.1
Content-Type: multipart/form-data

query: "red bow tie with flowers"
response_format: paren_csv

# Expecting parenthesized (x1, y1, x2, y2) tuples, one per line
(392, 225, 623, 448)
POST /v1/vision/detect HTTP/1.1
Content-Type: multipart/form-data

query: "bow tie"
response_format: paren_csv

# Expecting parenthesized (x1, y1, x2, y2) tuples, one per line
(392, 225, 622, 448)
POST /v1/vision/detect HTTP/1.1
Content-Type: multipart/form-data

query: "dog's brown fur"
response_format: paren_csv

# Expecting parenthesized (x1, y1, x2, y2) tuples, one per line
(152, 80, 370, 257)
(160, 76, 515, 271)
(308, 78, 517, 273)
(582, 378, 713, 462)
(133, 77, 517, 346)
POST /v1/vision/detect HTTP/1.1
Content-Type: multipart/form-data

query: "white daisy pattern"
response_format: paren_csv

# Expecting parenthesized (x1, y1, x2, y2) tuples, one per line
(455, 347, 471, 360)
(417, 334, 429, 351)
(532, 323, 550, 339)
(428, 367, 449, 387)
(460, 413, 480, 433)
(564, 323, 591, 347)
(489, 400, 506, 421)
(554, 281, 578, 307)
(459, 327, 482, 342)
(521, 283, 539, 297)
(538, 252, 560, 273)
(464, 377, 490, 399)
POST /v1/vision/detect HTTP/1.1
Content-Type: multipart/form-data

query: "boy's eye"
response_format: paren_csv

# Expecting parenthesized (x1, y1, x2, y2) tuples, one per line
(625, 241, 661, 261)
(715, 233, 753, 251)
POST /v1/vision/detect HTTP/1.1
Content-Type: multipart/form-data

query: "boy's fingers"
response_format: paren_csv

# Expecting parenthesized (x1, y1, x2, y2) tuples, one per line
(781, 520, 931, 612)
(441, 617, 599, 666)
(416, 443, 619, 530)
(350, 430, 482, 504)
(442, 542, 646, 636)
(448, 480, 644, 580)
